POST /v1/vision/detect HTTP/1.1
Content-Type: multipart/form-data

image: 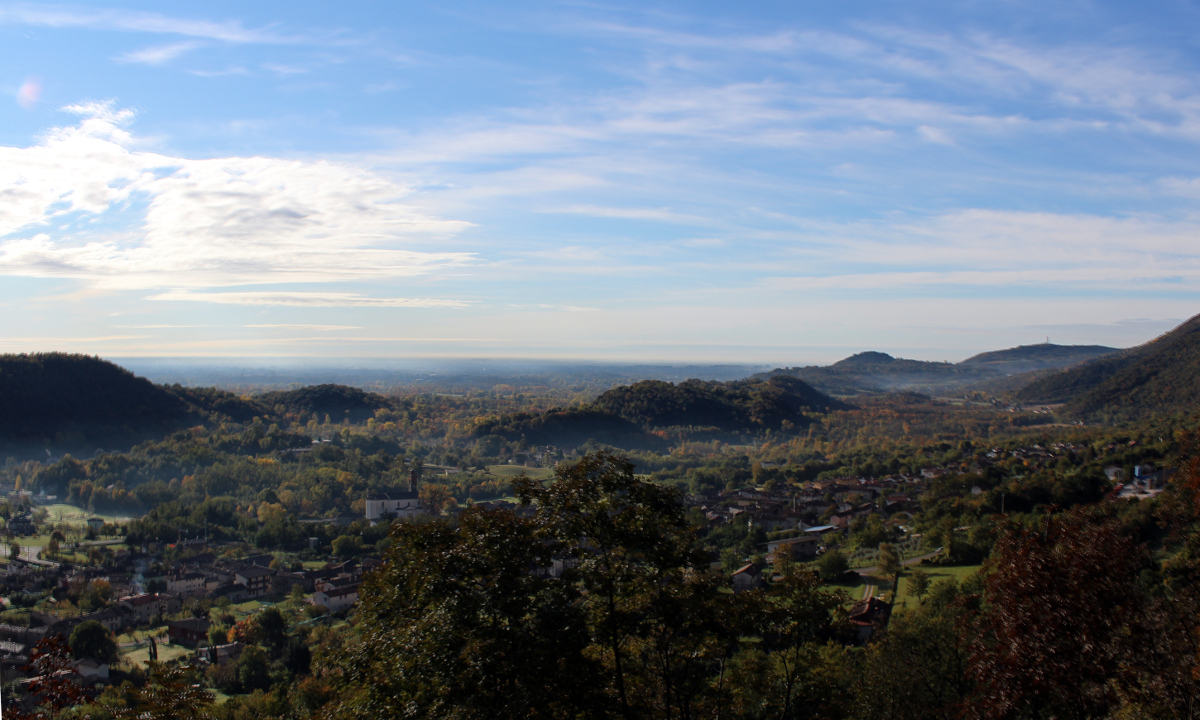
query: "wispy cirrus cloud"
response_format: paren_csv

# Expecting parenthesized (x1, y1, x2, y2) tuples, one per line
(150, 291, 470, 308)
(117, 41, 204, 65)
(0, 4, 302, 43)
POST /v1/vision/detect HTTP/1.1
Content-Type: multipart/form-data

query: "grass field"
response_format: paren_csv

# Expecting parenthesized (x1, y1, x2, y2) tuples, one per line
(820, 574, 865, 597)
(42, 504, 134, 526)
(225, 600, 271, 621)
(121, 641, 192, 668)
(893, 564, 982, 603)
(7, 534, 54, 552)
(486, 465, 554, 479)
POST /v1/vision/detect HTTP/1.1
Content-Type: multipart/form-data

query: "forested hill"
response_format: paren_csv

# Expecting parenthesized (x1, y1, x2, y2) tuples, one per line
(475, 375, 844, 447)
(1014, 313, 1200, 417)
(0, 353, 282, 450)
(594, 376, 848, 427)
(759, 343, 1120, 396)
(0, 353, 192, 448)
(257, 383, 389, 423)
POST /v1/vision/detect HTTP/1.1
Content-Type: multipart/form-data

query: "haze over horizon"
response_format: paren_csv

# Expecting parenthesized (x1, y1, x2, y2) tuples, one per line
(2, 1, 1199, 362)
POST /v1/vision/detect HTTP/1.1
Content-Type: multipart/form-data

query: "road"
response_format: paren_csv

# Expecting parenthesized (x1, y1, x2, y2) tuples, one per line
(5, 543, 60, 567)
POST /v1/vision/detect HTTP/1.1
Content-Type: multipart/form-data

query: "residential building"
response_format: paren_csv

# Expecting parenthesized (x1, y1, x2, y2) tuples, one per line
(199, 642, 244, 666)
(765, 535, 819, 561)
(235, 566, 274, 598)
(166, 618, 211, 647)
(119, 594, 161, 625)
(314, 586, 358, 612)
(731, 563, 764, 592)
(167, 571, 206, 595)
(848, 598, 892, 643)
(82, 606, 134, 633)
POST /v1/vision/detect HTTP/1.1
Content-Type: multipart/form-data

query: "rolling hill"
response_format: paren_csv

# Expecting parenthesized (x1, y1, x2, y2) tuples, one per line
(0, 353, 301, 452)
(257, 383, 390, 423)
(758, 343, 1120, 396)
(1014, 314, 1200, 416)
(473, 375, 845, 448)
(960, 343, 1117, 372)
(0, 353, 192, 449)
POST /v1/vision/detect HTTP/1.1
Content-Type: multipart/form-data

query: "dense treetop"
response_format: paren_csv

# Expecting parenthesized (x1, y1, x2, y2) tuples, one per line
(257, 384, 390, 423)
(0, 353, 191, 447)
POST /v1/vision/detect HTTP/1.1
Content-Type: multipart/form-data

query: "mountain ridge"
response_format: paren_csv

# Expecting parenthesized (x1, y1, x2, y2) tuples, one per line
(757, 342, 1120, 396)
(1014, 314, 1200, 416)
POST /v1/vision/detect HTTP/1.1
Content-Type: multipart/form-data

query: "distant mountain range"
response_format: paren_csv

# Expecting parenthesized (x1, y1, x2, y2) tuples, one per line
(1014, 313, 1200, 417)
(3, 323, 1191, 455)
(755, 343, 1120, 397)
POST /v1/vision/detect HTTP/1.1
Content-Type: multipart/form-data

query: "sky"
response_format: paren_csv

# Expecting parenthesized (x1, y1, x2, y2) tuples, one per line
(2, 0, 1200, 364)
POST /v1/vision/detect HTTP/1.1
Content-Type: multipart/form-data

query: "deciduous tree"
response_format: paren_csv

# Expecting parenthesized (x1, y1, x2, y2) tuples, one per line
(69, 619, 119, 664)
(966, 509, 1150, 720)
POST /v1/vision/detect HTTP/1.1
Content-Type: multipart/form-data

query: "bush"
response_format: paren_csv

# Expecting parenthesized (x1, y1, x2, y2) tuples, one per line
(814, 549, 850, 581)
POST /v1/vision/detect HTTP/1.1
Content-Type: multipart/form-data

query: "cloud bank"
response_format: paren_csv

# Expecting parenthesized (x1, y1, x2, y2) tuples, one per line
(0, 104, 473, 304)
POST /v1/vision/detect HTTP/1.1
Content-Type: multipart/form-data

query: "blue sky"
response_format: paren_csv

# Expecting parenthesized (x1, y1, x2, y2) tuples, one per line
(2, 0, 1200, 364)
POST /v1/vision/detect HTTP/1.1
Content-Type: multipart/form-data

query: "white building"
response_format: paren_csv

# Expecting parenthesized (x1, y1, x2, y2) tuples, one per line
(167, 571, 206, 595)
(365, 491, 423, 523)
(315, 585, 359, 612)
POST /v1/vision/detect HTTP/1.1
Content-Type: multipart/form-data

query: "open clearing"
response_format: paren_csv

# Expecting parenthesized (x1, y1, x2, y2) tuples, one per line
(121, 641, 192, 669)
(486, 465, 554, 479)
(42, 504, 133, 526)
(893, 564, 983, 603)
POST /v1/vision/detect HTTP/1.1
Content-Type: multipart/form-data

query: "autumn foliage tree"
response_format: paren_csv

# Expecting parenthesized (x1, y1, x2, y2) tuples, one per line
(966, 509, 1151, 720)
(1, 636, 92, 720)
(112, 661, 215, 720)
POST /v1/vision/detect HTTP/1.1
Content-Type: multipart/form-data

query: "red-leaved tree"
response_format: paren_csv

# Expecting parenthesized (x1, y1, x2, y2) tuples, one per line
(2, 636, 92, 720)
(965, 509, 1151, 720)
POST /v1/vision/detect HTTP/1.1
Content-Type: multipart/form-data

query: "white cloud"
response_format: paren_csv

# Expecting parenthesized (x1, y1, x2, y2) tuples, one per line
(148, 291, 471, 308)
(917, 125, 953, 144)
(0, 105, 474, 294)
(263, 63, 309, 76)
(548, 204, 713, 225)
(188, 67, 251, 77)
(0, 5, 300, 44)
(117, 41, 203, 65)
(245, 324, 363, 329)
(759, 209, 1200, 292)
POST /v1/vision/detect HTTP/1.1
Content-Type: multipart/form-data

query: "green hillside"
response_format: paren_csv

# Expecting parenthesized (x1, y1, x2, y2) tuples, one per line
(0, 354, 298, 452)
(1014, 314, 1200, 416)
(594, 375, 847, 429)
(257, 383, 390, 422)
(171, 386, 272, 423)
(473, 408, 657, 449)
(475, 375, 844, 448)
(0, 353, 191, 448)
